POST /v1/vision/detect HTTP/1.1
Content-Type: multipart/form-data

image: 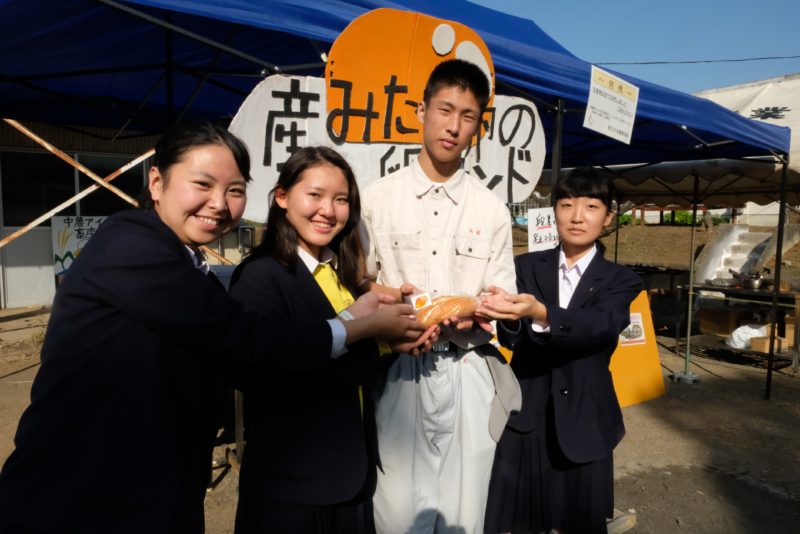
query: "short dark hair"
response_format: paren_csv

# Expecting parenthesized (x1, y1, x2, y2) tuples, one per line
(553, 167, 614, 210)
(423, 59, 491, 112)
(139, 122, 252, 208)
(252, 146, 365, 296)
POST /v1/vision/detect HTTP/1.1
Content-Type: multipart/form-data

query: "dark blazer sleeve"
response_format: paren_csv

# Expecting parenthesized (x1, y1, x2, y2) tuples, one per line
(226, 253, 384, 506)
(77, 212, 332, 374)
(524, 262, 643, 354)
(228, 254, 385, 395)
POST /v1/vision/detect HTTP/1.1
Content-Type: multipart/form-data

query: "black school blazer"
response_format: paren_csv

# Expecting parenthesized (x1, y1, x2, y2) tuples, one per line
(499, 246, 643, 464)
(0, 210, 330, 534)
(229, 253, 389, 506)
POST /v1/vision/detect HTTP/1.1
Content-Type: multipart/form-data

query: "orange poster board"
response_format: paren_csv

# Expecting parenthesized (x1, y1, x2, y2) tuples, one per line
(610, 290, 666, 407)
(496, 290, 665, 408)
(326, 7, 494, 145)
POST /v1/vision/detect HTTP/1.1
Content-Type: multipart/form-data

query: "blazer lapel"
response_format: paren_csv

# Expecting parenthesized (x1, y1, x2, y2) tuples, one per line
(568, 253, 611, 310)
(534, 246, 560, 306)
(295, 258, 338, 319)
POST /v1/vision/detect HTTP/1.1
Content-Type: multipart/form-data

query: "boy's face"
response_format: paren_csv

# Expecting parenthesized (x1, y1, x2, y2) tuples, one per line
(555, 196, 613, 253)
(417, 85, 482, 172)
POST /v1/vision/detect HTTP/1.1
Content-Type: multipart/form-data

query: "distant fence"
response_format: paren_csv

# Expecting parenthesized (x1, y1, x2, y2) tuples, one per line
(508, 193, 551, 224)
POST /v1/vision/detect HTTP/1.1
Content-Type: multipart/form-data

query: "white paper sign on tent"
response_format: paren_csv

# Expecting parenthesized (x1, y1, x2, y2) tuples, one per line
(583, 65, 639, 145)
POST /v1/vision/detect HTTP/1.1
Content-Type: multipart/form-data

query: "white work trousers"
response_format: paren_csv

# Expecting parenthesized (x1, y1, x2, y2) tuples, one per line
(372, 350, 496, 534)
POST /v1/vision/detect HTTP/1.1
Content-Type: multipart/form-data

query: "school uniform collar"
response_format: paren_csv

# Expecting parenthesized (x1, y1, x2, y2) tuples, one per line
(558, 243, 597, 276)
(297, 245, 336, 274)
(411, 156, 463, 204)
(184, 245, 209, 275)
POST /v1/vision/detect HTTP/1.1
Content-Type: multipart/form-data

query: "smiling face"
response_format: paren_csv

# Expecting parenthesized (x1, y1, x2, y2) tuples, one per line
(417, 85, 482, 182)
(148, 144, 247, 247)
(274, 163, 350, 260)
(555, 196, 614, 261)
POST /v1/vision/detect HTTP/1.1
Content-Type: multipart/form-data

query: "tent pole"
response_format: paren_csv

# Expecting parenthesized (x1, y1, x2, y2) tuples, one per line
(550, 98, 564, 205)
(165, 12, 174, 126)
(671, 175, 700, 384)
(97, 0, 280, 73)
(765, 157, 790, 399)
(614, 191, 620, 264)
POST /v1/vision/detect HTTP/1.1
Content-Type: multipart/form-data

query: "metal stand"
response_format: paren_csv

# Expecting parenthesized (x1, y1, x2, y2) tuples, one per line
(672, 175, 701, 385)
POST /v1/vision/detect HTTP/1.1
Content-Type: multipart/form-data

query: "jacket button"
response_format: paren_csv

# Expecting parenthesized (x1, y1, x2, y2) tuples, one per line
(559, 324, 571, 332)
(560, 387, 569, 395)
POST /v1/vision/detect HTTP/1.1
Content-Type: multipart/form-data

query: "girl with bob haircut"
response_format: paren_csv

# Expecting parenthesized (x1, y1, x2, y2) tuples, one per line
(229, 146, 435, 534)
(0, 124, 422, 534)
(478, 167, 643, 533)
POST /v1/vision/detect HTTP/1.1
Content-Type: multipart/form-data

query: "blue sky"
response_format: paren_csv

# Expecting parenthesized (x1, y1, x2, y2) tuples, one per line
(469, 0, 800, 94)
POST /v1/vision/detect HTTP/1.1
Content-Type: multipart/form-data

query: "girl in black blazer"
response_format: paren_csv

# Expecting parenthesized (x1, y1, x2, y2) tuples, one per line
(0, 125, 421, 534)
(478, 168, 643, 533)
(229, 147, 433, 534)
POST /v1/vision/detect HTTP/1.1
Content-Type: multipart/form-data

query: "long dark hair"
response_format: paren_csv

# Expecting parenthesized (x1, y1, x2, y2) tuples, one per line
(252, 146, 364, 295)
(138, 121, 252, 208)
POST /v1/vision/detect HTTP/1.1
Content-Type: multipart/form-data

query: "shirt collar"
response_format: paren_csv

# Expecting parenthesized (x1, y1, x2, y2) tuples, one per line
(558, 243, 597, 275)
(184, 246, 209, 275)
(410, 156, 464, 204)
(298, 245, 336, 274)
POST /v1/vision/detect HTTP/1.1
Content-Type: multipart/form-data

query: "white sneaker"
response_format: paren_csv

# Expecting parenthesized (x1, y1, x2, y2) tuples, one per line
(607, 509, 637, 534)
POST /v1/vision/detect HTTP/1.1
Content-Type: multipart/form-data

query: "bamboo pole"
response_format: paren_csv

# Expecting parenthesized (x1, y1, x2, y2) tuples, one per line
(0, 149, 153, 250)
(4, 119, 138, 205)
(1, 120, 233, 265)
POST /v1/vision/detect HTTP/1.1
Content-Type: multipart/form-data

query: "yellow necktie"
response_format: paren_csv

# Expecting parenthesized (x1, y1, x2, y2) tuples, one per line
(313, 262, 362, 414)
(313, 262, 355, 313)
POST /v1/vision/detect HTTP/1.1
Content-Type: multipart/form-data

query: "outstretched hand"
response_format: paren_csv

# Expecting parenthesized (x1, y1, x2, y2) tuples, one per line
(476, 285, 547, 323)
(441, 315, 494, 333)
(345, 291, 397, 319)
(390, 323, 440, 356)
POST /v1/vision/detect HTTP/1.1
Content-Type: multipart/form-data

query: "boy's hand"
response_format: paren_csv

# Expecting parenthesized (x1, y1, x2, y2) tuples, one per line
(389, 324, 440, 356)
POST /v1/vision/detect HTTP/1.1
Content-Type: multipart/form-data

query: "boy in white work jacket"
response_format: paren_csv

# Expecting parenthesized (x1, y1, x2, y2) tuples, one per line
(360, 59, 521, 534)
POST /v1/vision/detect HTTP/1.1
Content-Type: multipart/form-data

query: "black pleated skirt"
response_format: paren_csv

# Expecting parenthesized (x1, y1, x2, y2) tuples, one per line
(484, 396, 614, 534)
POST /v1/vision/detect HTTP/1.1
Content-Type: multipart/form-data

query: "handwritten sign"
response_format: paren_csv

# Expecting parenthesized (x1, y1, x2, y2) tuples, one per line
(583, 65, 639, 144)
(229, 8, 544, 224)
(51, 215, 106, 278)
(527, 207, 559, 252)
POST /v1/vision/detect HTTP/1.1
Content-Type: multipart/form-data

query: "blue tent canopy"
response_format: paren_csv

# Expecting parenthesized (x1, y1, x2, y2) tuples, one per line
(0, 0, 790, 168)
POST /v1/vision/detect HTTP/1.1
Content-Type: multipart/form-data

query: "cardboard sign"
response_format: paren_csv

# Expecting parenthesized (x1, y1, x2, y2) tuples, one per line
(610, 291, 665, 407)
(229, 8, 544, 223)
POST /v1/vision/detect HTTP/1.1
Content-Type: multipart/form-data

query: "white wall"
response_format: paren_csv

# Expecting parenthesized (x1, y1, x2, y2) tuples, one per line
(1, 227, 56, 308)
(737, 201, 781, 226)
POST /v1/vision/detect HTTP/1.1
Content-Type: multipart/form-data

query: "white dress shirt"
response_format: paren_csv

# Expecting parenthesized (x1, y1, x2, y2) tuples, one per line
(530, 244, 598, 333)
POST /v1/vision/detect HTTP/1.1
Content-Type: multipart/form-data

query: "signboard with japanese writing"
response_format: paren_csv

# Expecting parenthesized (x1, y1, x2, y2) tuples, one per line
(583, 65, 639, 145)
(230, 8, 545, 223)
(50, 215, 106, 278)
(527, 207, 559, 252)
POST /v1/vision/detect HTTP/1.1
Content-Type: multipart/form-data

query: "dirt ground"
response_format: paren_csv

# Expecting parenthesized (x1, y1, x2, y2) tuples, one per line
(2, 224, 800, 533)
